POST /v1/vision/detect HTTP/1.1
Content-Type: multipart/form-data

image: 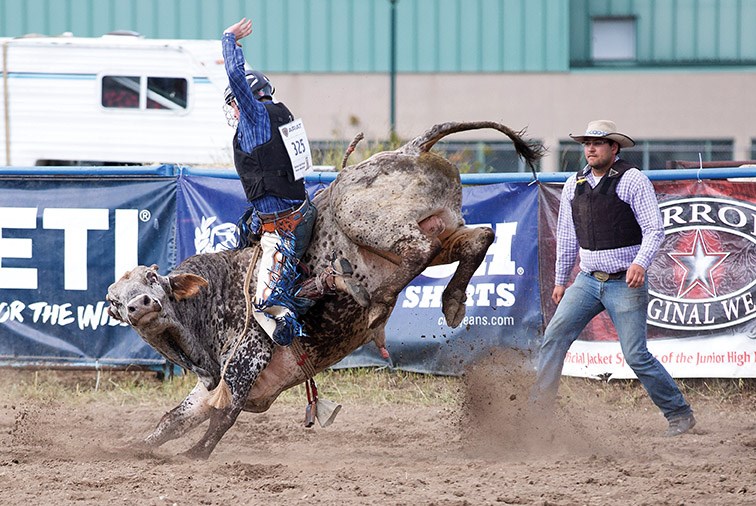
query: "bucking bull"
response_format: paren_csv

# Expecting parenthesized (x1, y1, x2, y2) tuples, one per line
(106, 121, 543, 459)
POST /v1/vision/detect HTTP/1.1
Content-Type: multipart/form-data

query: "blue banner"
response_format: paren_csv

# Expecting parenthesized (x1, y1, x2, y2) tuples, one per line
(5, 167, 755, 377)
(176, 174, 249, 259)
(176, 174, 330, 258)
(0, 176, 176, 367)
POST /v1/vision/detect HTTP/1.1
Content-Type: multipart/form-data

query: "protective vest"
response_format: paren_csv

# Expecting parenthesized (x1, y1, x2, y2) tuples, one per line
(233, 101, 306, 202)
(571, 159, 643, 251)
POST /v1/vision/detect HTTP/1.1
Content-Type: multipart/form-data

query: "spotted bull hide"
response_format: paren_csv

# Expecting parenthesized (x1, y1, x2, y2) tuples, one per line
(106, 121, 543, 459)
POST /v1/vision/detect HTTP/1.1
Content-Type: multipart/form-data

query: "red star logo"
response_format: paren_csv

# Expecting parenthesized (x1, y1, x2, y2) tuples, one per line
(668, 229, 729, 298)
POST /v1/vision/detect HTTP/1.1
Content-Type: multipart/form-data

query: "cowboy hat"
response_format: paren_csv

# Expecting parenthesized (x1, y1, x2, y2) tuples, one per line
(569, 120, 635, 148)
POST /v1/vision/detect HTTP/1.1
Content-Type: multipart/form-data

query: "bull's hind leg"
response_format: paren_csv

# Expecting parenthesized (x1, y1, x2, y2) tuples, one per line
(433, 226, 495, 328)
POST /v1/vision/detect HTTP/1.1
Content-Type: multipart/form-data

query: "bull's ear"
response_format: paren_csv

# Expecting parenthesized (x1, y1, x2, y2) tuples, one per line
(145, 269, 160, 284)
(170, 273, 209, 301)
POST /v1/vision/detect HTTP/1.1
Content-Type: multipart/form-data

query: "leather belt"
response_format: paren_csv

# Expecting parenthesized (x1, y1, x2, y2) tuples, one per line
(258, 205, 299, 222)
(591, 270, 626, 282)
(259, 200, 308, 234)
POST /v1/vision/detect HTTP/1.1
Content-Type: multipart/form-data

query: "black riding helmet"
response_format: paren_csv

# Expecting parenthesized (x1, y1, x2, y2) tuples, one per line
(224, 70, 275, 105)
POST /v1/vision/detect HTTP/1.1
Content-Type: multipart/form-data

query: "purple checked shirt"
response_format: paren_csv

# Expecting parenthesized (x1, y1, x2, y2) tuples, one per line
(222, 33, 271, 152)
(222, 33, 301, 214)
(554, 161, 664, 286)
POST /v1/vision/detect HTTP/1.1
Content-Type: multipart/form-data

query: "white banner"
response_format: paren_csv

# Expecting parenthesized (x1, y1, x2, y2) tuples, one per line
(562, 335, 756, 379)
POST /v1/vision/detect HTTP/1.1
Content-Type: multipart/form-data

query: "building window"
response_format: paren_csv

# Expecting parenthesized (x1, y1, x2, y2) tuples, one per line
(558, 140, 734, 171)
(101, 75, 188, 110)
(435, 141, 541, 173)
(309, 140, 349, 168)
(592, 17, 637, 62)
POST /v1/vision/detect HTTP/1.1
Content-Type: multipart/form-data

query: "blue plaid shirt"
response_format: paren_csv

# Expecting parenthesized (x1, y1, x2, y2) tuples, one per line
(554, 161, 664, 286)
(222, 33, 302, 214)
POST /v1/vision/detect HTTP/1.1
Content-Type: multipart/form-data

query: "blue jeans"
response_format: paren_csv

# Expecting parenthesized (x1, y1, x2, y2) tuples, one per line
(533, 272, 691, 420)
(291, 198, 317, 260)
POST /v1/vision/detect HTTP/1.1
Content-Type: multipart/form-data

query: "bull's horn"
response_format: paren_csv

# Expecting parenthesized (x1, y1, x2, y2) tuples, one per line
(315, 398, 342, 428)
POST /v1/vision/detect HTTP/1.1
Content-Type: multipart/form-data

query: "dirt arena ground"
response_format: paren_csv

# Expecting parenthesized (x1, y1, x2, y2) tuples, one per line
(0, 354, 754, 506)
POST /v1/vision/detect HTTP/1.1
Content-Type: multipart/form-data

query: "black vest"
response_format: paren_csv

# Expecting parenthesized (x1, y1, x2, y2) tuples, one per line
(233, 101, 306, 202)
(571, 159, 643, 251)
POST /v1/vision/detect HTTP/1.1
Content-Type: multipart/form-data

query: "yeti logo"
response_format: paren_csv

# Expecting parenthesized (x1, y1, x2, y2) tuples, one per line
(0, 207, 140, 290)
(194, 216, 238, 254)
(648, 197, 756, 331)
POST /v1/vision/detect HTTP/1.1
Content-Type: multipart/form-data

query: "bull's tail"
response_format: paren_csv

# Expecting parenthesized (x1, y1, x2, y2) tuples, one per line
(398, 121, 545, 172)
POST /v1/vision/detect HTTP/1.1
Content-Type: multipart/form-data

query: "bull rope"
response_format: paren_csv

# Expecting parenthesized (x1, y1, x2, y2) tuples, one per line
(290, 338, 321, 428)
(290, 338, 316, 379)
(207, 244, 262, 410)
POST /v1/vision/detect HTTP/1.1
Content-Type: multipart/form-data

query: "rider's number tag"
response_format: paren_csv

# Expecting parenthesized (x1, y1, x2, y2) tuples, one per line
(279, 118, 312, 181)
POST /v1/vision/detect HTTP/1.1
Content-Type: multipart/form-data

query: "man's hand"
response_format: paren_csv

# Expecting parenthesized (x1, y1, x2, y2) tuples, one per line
(552, 285, 566, 305)
(625, 263, 646, 288)
(224, 18, 253, 45)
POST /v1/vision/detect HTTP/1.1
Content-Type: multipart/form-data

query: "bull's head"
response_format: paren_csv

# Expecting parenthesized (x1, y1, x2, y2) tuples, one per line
(106, 264, 208, 327)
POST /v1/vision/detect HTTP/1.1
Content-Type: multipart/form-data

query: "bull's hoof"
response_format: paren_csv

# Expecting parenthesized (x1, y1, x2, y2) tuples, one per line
(442, 289, 466, 328)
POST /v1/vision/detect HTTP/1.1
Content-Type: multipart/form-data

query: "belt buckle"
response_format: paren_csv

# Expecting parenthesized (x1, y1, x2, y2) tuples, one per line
(593, 271, 610, 282)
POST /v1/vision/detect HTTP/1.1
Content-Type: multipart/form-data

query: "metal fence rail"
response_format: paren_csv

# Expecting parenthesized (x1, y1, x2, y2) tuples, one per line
(3, 164, 756, 184)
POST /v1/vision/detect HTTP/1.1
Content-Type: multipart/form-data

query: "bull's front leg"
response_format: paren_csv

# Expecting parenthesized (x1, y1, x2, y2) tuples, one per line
(183, 340, 271, 460)
(143, 379, 214, 448)
(432, 226, 495, 328)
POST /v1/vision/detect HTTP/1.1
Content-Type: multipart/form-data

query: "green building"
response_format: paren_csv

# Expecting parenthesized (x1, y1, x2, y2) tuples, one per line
(2, 0, 755, 172)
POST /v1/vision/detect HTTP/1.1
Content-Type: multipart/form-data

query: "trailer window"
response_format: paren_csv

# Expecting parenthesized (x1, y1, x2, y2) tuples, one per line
(101, 75, 188, 110)
(101, 76, 140, 108)
(147, 77, 187, 109)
